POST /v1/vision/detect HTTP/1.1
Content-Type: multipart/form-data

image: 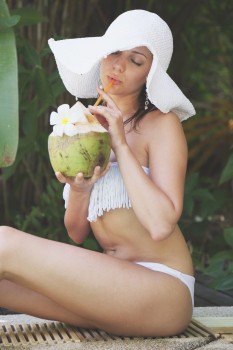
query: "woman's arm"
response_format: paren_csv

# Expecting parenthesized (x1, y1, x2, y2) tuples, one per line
(64, 186, 91, 245)
(56, 166, 110, 244)
(116, 112, 188, 241)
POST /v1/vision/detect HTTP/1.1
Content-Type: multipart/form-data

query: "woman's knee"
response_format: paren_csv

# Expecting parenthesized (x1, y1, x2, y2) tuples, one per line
(0, 225, 16, 243)
(0, 225, 21, 249)
(0, 225, 11, 247)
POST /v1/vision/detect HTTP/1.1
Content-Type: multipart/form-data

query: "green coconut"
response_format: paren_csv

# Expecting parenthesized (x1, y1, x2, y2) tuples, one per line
(48, 102, 111, 178)
(48, 132, 111, 177)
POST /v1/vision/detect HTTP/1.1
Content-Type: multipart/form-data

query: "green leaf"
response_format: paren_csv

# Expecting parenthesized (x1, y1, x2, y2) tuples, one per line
(183, 195, 194, 216)
(34, 66, 54, 107)
(49, 71, 65, 99)
(11, 7, 46, 26)
(17, 38, 40, 67)
(0, 0, 18, 167)
(205, 260, 226, 277)
(2, 137, 33, 179)
(209, 273, 233, 291)
(224, 228, 233, 248)
(184, 173, 199, 194)
(21, 99, 39, 138)
(201, 188, 228, 216)
(204, 250, 233, 280)
(0, 15, 20, 28)
(192, 188, 216, 202)
(209, 250, 233, 263)
(219, 153, 233, 184)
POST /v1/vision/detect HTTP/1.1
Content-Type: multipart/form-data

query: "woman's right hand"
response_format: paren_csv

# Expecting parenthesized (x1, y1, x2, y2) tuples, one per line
(55, 162, 111, 193)
(88, 88, 127, 152)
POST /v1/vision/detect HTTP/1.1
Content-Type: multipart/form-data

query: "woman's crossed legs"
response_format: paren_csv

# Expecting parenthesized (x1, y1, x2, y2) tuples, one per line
(0, 226, 192, 337)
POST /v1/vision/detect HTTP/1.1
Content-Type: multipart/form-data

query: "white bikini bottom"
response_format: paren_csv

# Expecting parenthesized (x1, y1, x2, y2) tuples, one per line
(136, 262, 195, 307)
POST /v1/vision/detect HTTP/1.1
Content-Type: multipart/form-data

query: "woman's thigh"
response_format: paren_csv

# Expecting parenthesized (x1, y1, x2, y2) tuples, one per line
(0, 226, 192, 336)
(0, 279, 95, 328)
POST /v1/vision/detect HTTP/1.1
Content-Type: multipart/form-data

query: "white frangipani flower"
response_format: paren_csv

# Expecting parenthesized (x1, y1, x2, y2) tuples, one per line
(50, 103, 88, 136)
(49, 101, 107, 136)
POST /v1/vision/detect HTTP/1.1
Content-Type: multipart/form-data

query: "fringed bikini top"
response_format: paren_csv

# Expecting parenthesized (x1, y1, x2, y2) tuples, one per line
(63, 162, 149, 222)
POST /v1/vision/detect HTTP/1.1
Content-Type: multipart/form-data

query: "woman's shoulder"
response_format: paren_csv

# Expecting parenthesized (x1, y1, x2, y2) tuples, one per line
(140, 109, 187, 155)
(141, 109, 182, 134)
(145, 109, 180, 122)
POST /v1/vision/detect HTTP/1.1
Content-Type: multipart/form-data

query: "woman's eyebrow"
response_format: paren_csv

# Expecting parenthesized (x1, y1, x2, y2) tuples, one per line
(131, 50, 148, 58)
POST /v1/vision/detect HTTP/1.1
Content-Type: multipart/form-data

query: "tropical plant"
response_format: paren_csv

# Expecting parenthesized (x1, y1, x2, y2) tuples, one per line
(202, 227, 233, 290)
(180, 153, 233, 290)
(0, 0, 19, 167)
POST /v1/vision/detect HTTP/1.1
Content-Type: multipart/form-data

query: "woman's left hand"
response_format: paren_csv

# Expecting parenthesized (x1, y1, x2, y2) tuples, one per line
(88, 89, 127, 151)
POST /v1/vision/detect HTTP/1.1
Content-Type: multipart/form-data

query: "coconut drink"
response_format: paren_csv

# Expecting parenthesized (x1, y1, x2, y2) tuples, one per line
(48, 101, 111, 178)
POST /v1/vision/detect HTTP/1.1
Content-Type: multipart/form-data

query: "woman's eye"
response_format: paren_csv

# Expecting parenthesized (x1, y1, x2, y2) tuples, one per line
(131, 59, 142, 66)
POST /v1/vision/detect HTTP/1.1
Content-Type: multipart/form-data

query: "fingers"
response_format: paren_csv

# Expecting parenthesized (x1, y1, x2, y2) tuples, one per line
(88, 104, 121, 125)
(55, 172, 67, 183)
(91, 165, 101, 182)
(88, 87, 122, 126)
(74, 172, 85, 184)
(56, 171, 79, 185)
(96, 87, 116, 109)
(56, 165, 110, 184)
(90, 163, 111, 183)
(88, 105, 111, 120)
(55, 164, 111, 194)
(72, 165, 109, 188)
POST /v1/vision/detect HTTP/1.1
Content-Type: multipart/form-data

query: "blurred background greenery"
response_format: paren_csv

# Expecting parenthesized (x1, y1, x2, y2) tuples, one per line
(0, 0, 233, 290)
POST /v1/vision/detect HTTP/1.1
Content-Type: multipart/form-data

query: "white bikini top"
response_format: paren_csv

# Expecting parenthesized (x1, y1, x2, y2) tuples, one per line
(63, 162, 149, 222)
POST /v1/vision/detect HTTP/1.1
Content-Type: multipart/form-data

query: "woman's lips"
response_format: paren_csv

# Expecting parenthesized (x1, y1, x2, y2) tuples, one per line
(108, 76, 121, 85)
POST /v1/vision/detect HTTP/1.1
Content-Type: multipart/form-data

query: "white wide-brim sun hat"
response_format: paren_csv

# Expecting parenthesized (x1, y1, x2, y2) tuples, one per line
(48, 9, 195, 122)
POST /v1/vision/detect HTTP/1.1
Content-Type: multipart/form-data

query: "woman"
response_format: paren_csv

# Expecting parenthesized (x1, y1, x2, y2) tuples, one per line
(0, 10, 196, 337)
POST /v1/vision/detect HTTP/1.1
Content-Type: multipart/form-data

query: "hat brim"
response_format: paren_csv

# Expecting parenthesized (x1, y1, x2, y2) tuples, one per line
(49, 36, 155, 97)
(147, 60, 196, 121)
(48, 37, 195, 121)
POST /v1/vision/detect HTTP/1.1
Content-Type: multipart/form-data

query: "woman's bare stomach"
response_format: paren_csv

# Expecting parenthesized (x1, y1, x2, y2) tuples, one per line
(91, 208, 194, 276)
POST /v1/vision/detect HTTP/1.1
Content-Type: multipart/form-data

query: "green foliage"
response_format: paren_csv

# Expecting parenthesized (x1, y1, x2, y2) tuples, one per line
(184, 103, 233, 175)
(82, 235, 102, 252)
(181, 13, 233, 289)
(224, 227, 233, 248)
(0, 4, 65, 232)
(0, 13, 20, 28)
(0, 0, 18, 167)
(201, 228, 233, 290)
(14, 179, 67, 241)
(182, 173, 228, 220)
(219, 152, 233, 185)
(10, 6, 46, 26)
(14, 177, 102, 251)
(180, 171, 233, 290)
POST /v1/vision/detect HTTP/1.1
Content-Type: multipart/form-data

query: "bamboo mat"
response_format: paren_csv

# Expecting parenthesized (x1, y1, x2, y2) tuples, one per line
(0, 319, 216, 348)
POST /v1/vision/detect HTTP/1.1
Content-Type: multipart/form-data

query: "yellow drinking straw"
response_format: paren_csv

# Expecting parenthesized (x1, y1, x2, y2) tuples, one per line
(94, 80, 114, 106)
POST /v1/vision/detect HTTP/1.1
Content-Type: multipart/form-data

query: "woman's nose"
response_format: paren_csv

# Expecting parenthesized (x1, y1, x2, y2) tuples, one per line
(112, 56, 125, 72)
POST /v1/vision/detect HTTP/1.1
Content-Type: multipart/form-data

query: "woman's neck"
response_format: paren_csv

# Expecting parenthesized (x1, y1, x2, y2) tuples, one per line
(109, 94, 139, 121)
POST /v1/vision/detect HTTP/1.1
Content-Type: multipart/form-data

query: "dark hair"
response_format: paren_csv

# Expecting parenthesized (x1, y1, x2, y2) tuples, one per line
(123, 85, 157, 130)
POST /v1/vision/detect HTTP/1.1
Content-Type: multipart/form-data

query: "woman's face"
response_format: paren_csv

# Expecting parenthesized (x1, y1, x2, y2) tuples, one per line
(100, 46, 153, 98)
